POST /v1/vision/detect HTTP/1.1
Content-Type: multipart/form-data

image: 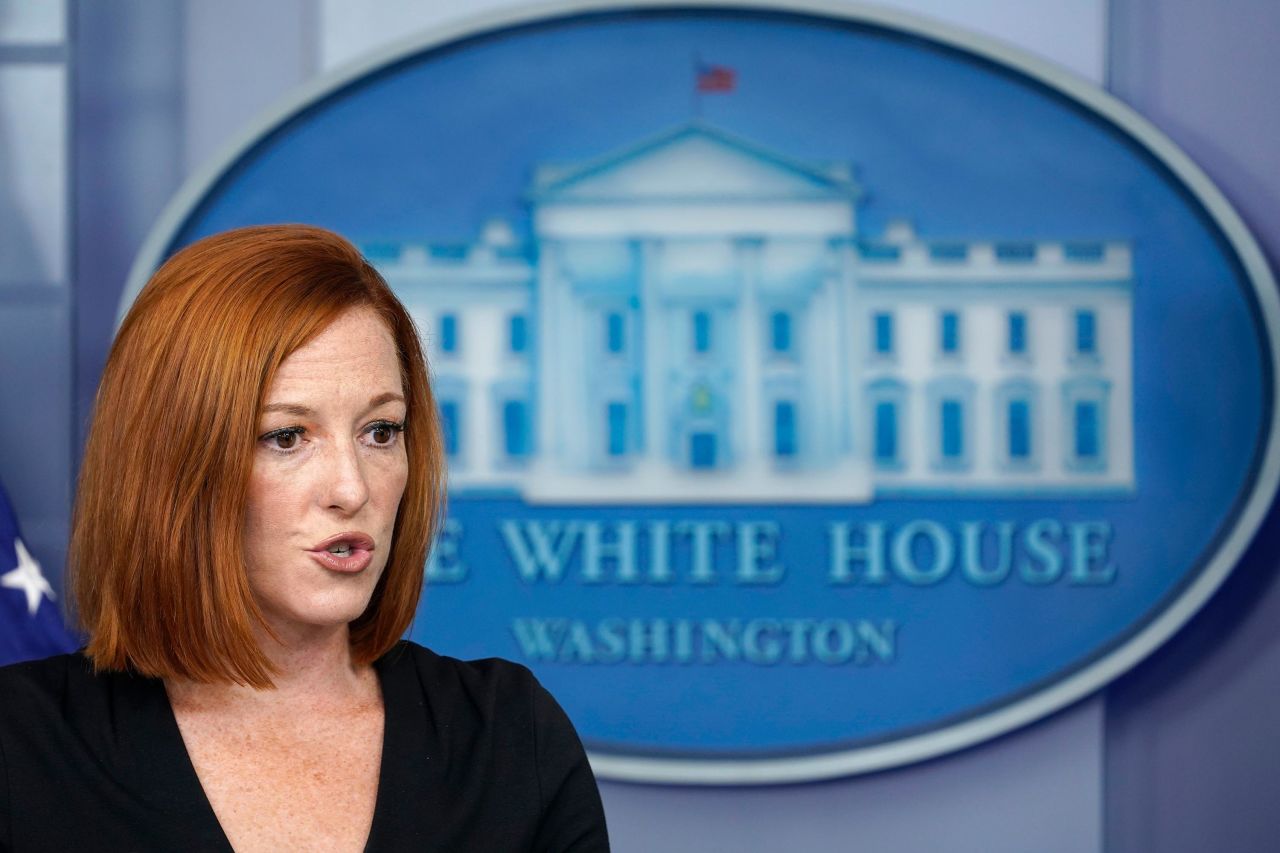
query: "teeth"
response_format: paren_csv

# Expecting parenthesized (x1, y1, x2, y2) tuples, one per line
(328, 544, 352, 555)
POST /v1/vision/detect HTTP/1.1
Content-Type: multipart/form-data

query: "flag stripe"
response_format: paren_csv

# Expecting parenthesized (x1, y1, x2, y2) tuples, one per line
(697, 63, 736, 93)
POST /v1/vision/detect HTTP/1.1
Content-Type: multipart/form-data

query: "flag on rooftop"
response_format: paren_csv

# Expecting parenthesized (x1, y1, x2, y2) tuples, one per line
(696, 62, 736, 93)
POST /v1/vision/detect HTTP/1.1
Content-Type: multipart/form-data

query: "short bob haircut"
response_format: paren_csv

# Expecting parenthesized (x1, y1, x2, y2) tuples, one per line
(70, 224, 445, 688)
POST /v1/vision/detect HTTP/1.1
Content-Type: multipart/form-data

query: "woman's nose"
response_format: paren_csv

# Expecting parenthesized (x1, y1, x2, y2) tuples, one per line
(321, 440, 371, 513)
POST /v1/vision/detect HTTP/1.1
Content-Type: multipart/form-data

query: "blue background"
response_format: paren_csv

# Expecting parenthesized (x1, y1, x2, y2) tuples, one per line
(162, 12, 1267, 757)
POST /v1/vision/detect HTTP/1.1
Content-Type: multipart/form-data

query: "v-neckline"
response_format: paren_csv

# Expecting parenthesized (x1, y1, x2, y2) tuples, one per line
(148, 649, 408, 853)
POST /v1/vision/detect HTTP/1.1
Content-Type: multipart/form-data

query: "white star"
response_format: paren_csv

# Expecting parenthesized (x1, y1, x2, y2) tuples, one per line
(2, 538, 56, 616)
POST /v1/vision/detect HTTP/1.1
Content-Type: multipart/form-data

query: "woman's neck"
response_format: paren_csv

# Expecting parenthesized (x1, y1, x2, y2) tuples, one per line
(165, 622, 378, 715)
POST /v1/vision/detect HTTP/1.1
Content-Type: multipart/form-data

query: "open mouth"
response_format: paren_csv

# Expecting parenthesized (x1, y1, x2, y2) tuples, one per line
(308, 532, 376, 572)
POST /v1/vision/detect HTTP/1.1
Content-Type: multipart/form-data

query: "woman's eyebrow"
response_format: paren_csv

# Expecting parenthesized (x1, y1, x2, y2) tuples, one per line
(262, 402, 314, 417)
(260, 393, 405, 419)
(365, 391, 405, 411)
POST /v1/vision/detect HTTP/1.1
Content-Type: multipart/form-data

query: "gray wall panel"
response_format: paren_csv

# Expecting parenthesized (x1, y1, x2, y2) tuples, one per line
(603, 698, 1103, 853)
(1105, 0, 1280, 850)
(73, 0, 184, 460)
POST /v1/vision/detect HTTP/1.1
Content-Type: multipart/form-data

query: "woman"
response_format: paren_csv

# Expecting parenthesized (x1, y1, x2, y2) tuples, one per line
(0, 225, 609, 852)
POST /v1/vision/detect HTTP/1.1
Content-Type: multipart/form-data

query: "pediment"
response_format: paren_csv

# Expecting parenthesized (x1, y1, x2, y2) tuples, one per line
(531, 124, 860, 203)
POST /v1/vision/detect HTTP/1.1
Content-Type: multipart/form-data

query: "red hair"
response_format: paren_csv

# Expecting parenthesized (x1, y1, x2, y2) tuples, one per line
(70, 225, 444, 687)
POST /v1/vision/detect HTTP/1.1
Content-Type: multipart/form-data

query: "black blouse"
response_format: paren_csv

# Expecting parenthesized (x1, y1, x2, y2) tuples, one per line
(0, 641, 609, 852)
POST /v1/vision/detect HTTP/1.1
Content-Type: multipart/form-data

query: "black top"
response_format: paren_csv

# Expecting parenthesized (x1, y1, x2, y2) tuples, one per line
(0, 641, 609, 852)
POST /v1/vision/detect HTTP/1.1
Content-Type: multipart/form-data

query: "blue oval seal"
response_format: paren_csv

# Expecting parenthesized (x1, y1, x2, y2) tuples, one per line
(126, 2, 1280, 783)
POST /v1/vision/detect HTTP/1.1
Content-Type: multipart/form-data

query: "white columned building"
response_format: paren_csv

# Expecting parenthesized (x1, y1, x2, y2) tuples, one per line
(374, 122, 1135, 504)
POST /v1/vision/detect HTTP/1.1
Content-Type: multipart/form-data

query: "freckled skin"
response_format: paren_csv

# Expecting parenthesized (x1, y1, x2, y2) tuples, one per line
(243, 306, 408, 640)
(168, 307, 407, 852)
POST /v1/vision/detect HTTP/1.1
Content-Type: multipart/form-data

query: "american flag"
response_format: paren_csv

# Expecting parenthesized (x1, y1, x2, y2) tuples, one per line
(696, 62, 737, 93)
(0, 479, 79, 665)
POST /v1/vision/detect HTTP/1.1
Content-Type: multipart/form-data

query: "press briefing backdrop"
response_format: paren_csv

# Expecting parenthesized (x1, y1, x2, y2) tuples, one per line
(2, 1, 1277, 851)
(121, 0, 1279, 794)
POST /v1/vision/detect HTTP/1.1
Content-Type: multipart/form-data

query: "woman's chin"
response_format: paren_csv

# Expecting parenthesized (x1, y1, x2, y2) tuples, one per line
(256, 594, 378, 638)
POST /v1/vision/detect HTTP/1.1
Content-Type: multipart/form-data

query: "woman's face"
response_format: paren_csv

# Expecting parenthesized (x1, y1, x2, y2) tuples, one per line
(243, 306, 409, 639)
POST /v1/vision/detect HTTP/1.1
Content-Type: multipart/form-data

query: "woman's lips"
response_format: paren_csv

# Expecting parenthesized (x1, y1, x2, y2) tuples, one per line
(307, 547, 373, 573)
(307, 532, 375, 573)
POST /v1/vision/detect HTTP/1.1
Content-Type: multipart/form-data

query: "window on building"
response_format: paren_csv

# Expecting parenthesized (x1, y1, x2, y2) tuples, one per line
(1063, 378, 1109, 471)
(1008, 399, 1031, 459)
(770, 311, 792, 354)
(874, 400, 898, 464)
(1075, 400, 1100, 460)
(995, 381, 1038, 468)
(440, 400, 459, 457)
(509, 314, 528, 355)
(1064, 243, 1105, 261)
(930, 243, 968, 261)
(996, 242, 1036, 262)
(874, 312, 893, 356)
(1075, 309, 1097, 355)
(927, 379, 973, 470)
(941, 399, 964, 459)
(439, 313, 458, 354)
(1008, 311, 1027, 356)
(940, 311, 960, 355)
(693, 310, 712, 354)
(774, 401, 797, 458)
(606, 312, 625, 354)
(691, 432, 717, 468)
(503, 400, 529, 457)
(607, 402, 627, 456)
(868, 379, 908, 469)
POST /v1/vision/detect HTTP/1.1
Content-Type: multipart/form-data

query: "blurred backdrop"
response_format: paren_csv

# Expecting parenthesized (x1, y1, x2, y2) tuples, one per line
(1, 1, 1277, 850)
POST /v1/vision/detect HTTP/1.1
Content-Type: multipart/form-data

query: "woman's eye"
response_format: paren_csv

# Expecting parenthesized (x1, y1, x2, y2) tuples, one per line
(260, 428, 304, 452)
(366, 421, 404, 447)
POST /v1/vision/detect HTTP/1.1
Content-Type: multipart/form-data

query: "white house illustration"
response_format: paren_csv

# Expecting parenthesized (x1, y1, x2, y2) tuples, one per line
(374, 123, 1134, 503)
